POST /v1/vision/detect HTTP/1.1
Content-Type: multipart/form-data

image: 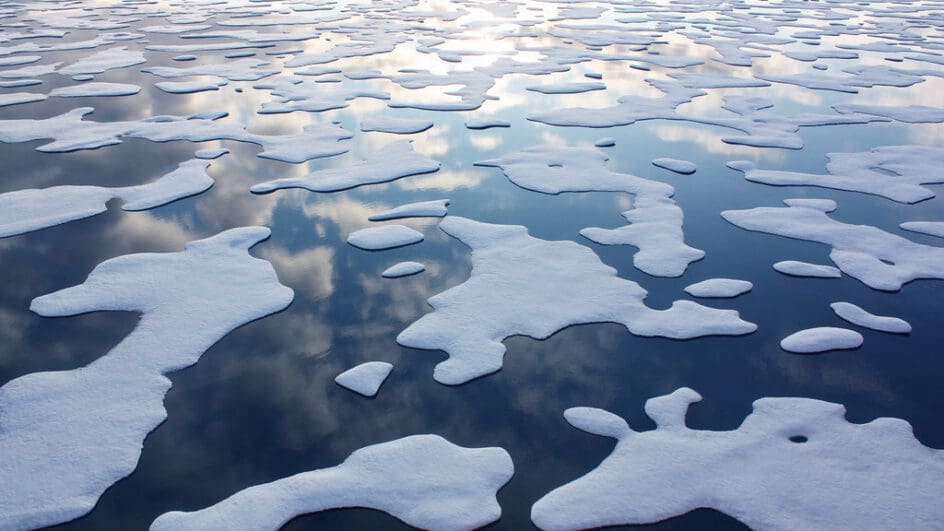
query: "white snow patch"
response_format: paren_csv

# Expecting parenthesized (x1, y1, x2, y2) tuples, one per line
(901, 221, 944, 238)
(360, 116, 433, 134)
(369, 199, 449, 221)
(781, 327, 864, 353)
(50, 82, 140, 97)
(382, 261, 426, 278)
(347, 225, 424, 251)
(684, 278, 752, 298)
(773, 261, 841, 278)
(335, 361, 393, 397)
(652, 158, 696, 175)
(830, 302, 911, 334)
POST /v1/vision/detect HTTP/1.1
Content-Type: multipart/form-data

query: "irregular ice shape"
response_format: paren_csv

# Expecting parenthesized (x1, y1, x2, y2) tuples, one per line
(369, 199, 449, 221)
(684, 278, 752, 298)
(722, 203, 944, 291)
(900, 221, 944, 238)
(0, 79, 42, 88)
(0, 159, 213, 238)
(531, 388, 944, 530)
(151, 434, 512, 531)
(335, 361, 393, 397)
(728, 145, 944, 204)
(465, 118, 510, 129)
(155, 80, 226, 94)
(652, 158, 696, 174)
(526, 82, 605, 94)
(830, 302, 911, 334)
(0, 91, 45, 106)
(781, 327, 863, 353)
(398, 217, 755, 385)
(782, 198, 837, 212)
(382, 261, 426, 278)
(251, 141, 439, 193)
(757, 66, 925, 94)
(0, 62, 60, 79)
(476, 145, 703, 277)
(254, 76, 388, 113)
(833, 103, 944, 123)
(59, 46, 145, 75)
(347, 225, 424, 251)
(143, 58, 278, 81)
(50, 82, 140, 97)
(0, 228, 294, 529)
(360, 116, 433, 134)
(773, 261, 841, 278)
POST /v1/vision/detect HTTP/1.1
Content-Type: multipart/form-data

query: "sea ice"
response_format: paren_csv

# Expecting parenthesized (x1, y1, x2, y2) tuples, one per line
(531, 388, 944, 530)
(781, 327, 864, 353)
(476, 145, 703, 277)
(369, 199, 449, 221)
(594, 137, 615, 147)
(347, 225, 424, 251)
(830, 302, 911, 334)
(251, 141, 439, 193)
(151, 435, 513, 531)
(155, 80, 226, 94)
(0, 91, 45, 107)
(833, 103, 944, 124)
(142, 58, 278, 81)
(652, 158, 696, 174)
(0, 228, 294, 529)
(335, 361, 394, 397)
(398, 217, 755, 385)
(465, 118, 510, 130)
(59, 46, 145, 75)
(900, 221, 944, 238)
(722, 203, 944, 291)
(382, 261, 426, 278)
(360, 116, 434, 134)
(50, 82, 141, 97)
(0, 158, 214, 238)
(526, 82, 606, 94)
(684, 278, 752, 298)
(773, 261, 842, 278)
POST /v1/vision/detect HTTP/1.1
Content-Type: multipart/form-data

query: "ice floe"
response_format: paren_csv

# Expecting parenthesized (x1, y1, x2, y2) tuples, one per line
(830, 302, 911, 334)
(0, 91, 45, 107)
(652, 158, 696, 175)
(369, 199, 449, 221)
(781, 327, 864, 353)
(526, 82, 605, 94)
(335, 361, 394, 397)
(50, 82, 141, 97)
(347, 225, 424, 251)
(465, 118, 510, 130)
(382, 261, 426, 278)
(152, 435, 512, 531)
(0, 228, 294, 529)
(59, 46, 145, 75)
(0, 158, 213, 238)
(360, 116, 434, 134)
(155, 80, 226, 94)
(251, 141, 439, 193)
(476, 145, 703, 277)
(901, 221, 944, 238)
(722, 203, 944, 291)
(684, 278, 752, 298)
(773, 261, 842, 278)
(532, 388, 944, 530)
(398, 217, 755, 385)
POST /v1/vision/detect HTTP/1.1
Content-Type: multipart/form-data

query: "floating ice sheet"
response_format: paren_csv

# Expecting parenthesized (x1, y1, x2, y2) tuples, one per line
(369, 199, 449, 221)
(382, 261, 426, 278)
(652, 158, 696, 175)
(684, 278, 752, 298)
(50, 82, 141, 97)
(532, 388, 944, 530)
(360, 116, 434, 134)
(347, 225, 424, 251)
(773, 261, 841, 278)
(0, 228, 294, 529)
(781, 327, 864, 353)
(152, 435, 512, 531)
(901, 221, 944, 238)
(398, 217, 755, 385)
(59, 46, 145, 75)
(830, 302, 911, 334)
(335, 361, 394, 397)
(0, 91, 45, 107)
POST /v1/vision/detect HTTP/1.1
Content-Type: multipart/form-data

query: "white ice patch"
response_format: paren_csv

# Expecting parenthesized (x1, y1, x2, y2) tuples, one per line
(59, 46, 145, 75)
(722, 203, 944, 291)
(0, 158, 214, 238)
(652, 158, 696, 175)
(729, 145, 944, 204)
(773, 261, 841, 278)
(781, 327, 864, 353)
(594, 137, 615, 147)
(833, 103, 944, 123)
(684, 278, 752, 298)
(360, 116, 433, 134)
(830, 302, 911, 334)
(142, 58, 278, 81)
(782, 198, 837, 212)
(335, 361, 394, 397)
(0, 91, 45, 107)
(369, 199, 449, 221)
(382, 261, 426, 278)
(151, 434, 513, 531)
(155, 80, 226, 94)
(476, 145, 703, 277)
(50, 82, 140, 97)
(251, 140, 439, 193)
(398, 217, 755, 385)
(531, 388, 944, 530)
(347, 225, 424, 251)
(0, 228, 294, 529)
(465, 118, 510, 130)
(901, 221, 944, 238)
(526, 82, 605, 94)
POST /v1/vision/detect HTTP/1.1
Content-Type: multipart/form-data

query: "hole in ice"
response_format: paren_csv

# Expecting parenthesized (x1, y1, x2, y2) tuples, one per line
(789, 435, 808, 443)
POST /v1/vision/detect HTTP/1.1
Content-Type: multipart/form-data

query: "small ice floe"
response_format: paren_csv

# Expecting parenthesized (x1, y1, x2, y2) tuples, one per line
(652, 157, 696, 174)
(833, 103, 944, 124)
(684, 278, 752, 298)
(773, 261, 841, 278)
(155, 80, 226, 93)
(151, 435, 513, 531)
(830, 302, 911, 334)
(0, 92, 46, 107)
(900, 221, 944, 238)
(465, 118, 510, 129)
(531, 388, 944, 530)
(59, 46, 146, 75)
(50, 82, 141, 97)
(360, 116, 433, 134)
(347, 225, 424, 251)
(594, 137, 615, 147)
(526, 81, 605, 94)
(781, 327, 863, 353)
(335, 361, 393, 397)
(382, 261, 425, 278)
(369, 199, 449, 221)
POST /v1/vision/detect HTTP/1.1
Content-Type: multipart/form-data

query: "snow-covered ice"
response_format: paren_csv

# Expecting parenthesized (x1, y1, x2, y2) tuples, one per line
(684, 278, 752, 298)
(830, 302, 911, 334)
(781, 327, 864, 353)
(369, 199, 449, 221)
(360, 116, 433, 134)
(347, 225, 424, 251)
(652, 158, 696, 175)
(382, 261, 426, 278)
(335, 361, 394, 397)
(773, 261, 842, 278)
(50, 82, 141, 97)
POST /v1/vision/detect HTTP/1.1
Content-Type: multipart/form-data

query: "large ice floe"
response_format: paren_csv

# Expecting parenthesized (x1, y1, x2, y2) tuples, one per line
(476, 145, 703, 277)
(398, 217, 755, 385)
(531, 388, 944, 530)
(0, 228, 294, 529)
(151, 434, 513, 531)
(0, 158, 213, 238)
(722, 201, 944, 291)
